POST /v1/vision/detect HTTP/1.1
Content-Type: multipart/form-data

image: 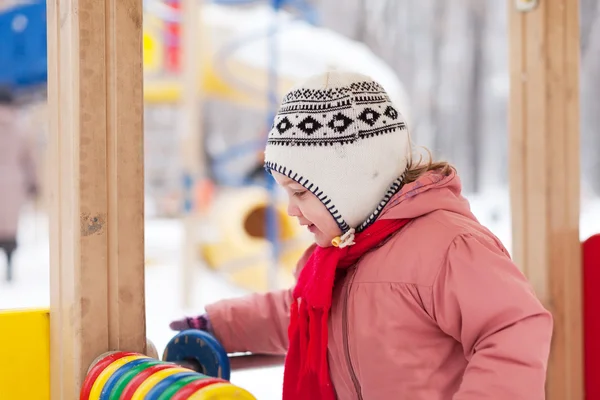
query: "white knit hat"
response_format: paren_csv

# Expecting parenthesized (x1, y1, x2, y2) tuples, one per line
(264, 70, 410, 240)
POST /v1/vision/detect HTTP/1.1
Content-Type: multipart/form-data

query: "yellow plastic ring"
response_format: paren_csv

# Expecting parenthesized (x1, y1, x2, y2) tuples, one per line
(188, 382, 257, 400)
(130, 367, 191, 400)
(88, 354, 149, 400)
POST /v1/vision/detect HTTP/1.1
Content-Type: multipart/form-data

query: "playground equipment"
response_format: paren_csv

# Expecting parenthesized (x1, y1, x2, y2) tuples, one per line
(199, 187, 312, 291)
(0, 308, 283, 399)
(40, 0, 304, 396)
(0, 0, 409, 110)
(80, 327, 288, 399)
(163, 330, 232, 380)
(83, 352, 256, 400)
(80, 337, 260, 400)
(0, 0, 411, 295)
(583, 234, 600, 399)
(0, 0, 412, 214)
(142, 1, 410, 109)
(0, 1, 47, 94)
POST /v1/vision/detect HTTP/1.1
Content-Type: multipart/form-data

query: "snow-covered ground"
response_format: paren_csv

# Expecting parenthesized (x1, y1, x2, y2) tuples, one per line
(0, 188, 598, 399)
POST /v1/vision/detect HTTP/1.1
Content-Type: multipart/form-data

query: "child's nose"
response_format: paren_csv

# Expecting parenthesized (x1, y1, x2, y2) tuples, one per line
(287, 202, 301, 218)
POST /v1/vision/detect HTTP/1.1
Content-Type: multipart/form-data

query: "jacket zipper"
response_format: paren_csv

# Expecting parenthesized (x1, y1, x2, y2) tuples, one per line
(342, 267, 363, 399)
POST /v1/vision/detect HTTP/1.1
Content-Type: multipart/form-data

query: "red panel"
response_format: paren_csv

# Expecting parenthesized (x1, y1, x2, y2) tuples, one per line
(584, 234, 600, 400)
(165, 0, 180, 73)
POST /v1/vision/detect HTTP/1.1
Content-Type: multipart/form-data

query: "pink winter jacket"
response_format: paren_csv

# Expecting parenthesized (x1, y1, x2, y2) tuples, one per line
(205, 170, 553, 399)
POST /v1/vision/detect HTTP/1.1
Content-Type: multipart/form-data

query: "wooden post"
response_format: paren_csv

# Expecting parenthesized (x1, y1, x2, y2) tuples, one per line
(47, 0, 146, 397)
(508, 0, 583, 398)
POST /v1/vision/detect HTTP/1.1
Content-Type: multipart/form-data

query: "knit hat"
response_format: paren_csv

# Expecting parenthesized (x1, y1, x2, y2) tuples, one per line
(264, 71, 411, 244)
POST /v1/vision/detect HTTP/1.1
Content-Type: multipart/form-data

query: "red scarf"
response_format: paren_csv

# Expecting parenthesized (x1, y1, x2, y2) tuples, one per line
(282, 218, 412, 400)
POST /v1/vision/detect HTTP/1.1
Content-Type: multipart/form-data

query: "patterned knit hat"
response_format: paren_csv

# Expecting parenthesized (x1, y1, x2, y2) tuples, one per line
(264, 71, 410, 246)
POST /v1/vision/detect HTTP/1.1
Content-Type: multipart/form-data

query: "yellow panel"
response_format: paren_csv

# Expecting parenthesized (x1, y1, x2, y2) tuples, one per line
(0, 308, 50, 400)
(143, 15, 164, 73)
(143, 32, 161, 73)
(142, 61, 258, 106)
(143, 80, 182, 103)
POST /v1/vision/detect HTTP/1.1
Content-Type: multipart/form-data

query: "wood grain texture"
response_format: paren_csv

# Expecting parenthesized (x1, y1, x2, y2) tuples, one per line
(508, 0, 583, 398)
(47, 0, 145, 397)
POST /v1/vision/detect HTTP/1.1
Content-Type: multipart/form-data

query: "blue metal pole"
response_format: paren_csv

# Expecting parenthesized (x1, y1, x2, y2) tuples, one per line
(265, 0, 281, 291)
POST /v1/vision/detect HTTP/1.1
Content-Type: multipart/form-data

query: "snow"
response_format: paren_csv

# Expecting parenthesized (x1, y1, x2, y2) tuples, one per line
(0, 189, 598, 399)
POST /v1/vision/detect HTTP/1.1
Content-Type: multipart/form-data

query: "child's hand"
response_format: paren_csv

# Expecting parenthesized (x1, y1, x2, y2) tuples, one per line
(169, 314, 212, 332)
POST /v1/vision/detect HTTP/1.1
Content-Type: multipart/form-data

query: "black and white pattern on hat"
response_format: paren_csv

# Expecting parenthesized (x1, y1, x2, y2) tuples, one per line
(327, 112, 353, 133)
(357, 107, 381, 127)
(384, 105, 399, 120)
(275, 117, 293, 134)
(297, 116, 323, 135)
(268, 80, 406, 147)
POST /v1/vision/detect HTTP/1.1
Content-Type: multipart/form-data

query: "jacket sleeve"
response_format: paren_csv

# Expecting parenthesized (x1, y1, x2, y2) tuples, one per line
(205, 288, 293, 355)
(205, 243, 317, 355)
(432, 234, 553, 400)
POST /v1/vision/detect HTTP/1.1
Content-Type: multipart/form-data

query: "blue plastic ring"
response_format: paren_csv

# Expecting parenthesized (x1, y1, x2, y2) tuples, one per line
(144, 371, 203, 400)
(162, 329, 231, 381)
(98, 357, 155, 400)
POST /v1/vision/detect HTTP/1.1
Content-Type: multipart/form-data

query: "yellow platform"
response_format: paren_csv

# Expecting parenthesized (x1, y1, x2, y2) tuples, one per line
(0, 308, 50, 400)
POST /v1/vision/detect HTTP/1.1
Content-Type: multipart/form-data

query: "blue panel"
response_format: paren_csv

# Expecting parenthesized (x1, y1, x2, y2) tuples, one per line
(0, 1, 47, 90)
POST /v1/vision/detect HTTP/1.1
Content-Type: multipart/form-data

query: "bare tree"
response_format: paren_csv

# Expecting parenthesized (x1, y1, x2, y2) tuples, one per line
(581, 2, 600, 195)
(315, 0, 597, 194)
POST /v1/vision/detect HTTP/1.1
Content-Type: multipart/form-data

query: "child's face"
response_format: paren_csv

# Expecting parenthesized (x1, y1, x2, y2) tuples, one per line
(272, 172, 342, 247)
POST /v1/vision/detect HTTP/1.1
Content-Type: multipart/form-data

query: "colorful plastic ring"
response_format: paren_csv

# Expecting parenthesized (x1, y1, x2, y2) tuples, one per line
(189, 383, 257, 400)
(120, 363, 178, 400)
(130, 367, 191, 400)
(163, 330, 230, 380)
(144, 371, 200, 400)
(99, 358, 153, 400)
(89, 355, 148, 400)
(107, 360, 164, 400)
(88, 352, 120, 375)
(170, 378, 228, 400)
(80, 351, 137, 400)
(155, 376, 206, 400)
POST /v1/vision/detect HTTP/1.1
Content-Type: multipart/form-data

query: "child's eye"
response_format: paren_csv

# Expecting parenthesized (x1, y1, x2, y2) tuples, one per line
(293, 190, 307, 198)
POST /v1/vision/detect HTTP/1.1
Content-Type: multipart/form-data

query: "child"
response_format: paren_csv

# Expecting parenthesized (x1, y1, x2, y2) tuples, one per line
(171, 71, 552, 399)
(0, 89, 38, 281)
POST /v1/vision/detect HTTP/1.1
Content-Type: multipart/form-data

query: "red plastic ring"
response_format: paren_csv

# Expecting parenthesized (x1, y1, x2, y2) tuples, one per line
(119, 363, 177, 400)
(79, 351, 137, 400)
(170, 378, 228, 400)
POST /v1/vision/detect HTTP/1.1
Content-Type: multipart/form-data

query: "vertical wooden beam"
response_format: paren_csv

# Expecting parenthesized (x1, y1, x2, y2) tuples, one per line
(105, 0, 146, 354)
(508, 0, 583, 399)
(47, 0, 145, 397)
